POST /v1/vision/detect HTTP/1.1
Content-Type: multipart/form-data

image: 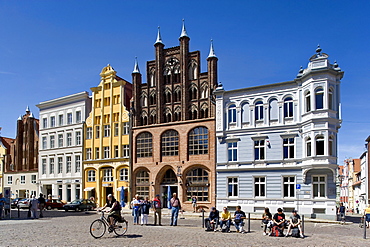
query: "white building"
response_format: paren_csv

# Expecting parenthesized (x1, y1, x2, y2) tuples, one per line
(37, 92, 91, 202)
(215, 47, 343, 220)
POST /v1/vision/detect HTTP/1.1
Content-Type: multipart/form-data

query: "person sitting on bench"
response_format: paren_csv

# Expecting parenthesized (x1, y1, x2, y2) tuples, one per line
(205, 207, 219, 231)
(285, 209, 304, 238)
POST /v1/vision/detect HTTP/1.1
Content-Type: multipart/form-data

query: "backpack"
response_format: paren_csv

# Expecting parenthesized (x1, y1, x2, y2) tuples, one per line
(221, 224, 229, 232)
(271, 226, 284, 237)
(291, 228, 300, 238)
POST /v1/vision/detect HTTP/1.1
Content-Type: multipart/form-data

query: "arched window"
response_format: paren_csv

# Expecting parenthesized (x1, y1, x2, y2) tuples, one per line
(255, 101, 264, 121)
(315, 88, 324, 110)
(329, 88, 334, 110)
(228, 104, 236, 123)
(173, 65, 180, 83)
(174, 87, 181, 102)
(200, 83, 208, 99)
(269, 99, 278, 120)
(186, 168, 209, 202)
(140, 93, 148, 107)
(119, 168, 128, 181)
(164, 90, 171, 104)
(189, 105, 198, 120)
(140, 112, 148, 126)
(241, 103, 250, 123)
(189, 85, 198, 100)
(329, 136, 334, 156)
(161, 169, 177, 184)
(316, 135, 325, 155)
(174, 107, 181, 121)
(149, 111, 156, 125)
(163, 108, 172, 123)
(200, 103, 208, 118)
(136, 170, 149, 198)
(188, 60, 198, 80)
(87, 170, 96, 182)
(161, 130, 179, 156)
(284, 97, 293, 118)
(136, 132, 152, 157)
(189, 127, 209, 155)
(149, 68, 156, 87)
(149, 92, 156, 105)
(306, 137, 312, 157)
(305, 91, 311, 112)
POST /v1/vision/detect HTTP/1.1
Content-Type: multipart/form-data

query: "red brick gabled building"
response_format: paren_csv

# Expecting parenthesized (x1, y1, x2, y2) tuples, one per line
(131, 22, 218, 211)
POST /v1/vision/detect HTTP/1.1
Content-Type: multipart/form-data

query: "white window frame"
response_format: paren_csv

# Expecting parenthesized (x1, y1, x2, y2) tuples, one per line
(7, 176, 13, 185)
(104, 146, 110, 159)
(227, 142, 238, 162)
(50, 116, 55, 127)
(123, 145, 129, 158)
(86, 127, 92, 140)
(20, 175, 25, 184)
(255, 101, 264, 121)
(254, 139, 265, 161)
(50, 135, 55, 149)
(75, 155, 81, 173)
(42, 137, 47, 149)
(67, 112, 73, 125)
(86, 148, 92, 160)
(76, 111, 81, 123)
(31, 175, 36, 184)
(59, 114, 63, 126)
(104, 124, 110, 137)
(43, 118, 47, 129)
(42, 159, 47, 175)
(67, 133, 72, 146)
(312, 175, 327, 198)
(123, 122, 129, 135)
(88, 170, 96, 182)
(282, 176, 295, 198)
(76, 131, 81, 146)
(103, 168, 113, 182)
(58, 134, 63, 147)
(58, 157, 63, 174)
(120, 168, 129, 181)
(228, 104, 236, 124)
(49, 158, 55, 174)
(283, 137, 295, 159)
(254, 176, 266, 198)
(66, 156, 72, 173)
(227, 177, 238, 197)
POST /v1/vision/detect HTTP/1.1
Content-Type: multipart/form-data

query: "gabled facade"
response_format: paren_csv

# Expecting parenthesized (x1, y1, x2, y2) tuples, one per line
(37, 92, 91, 202)
(0, 136, 14, 193)
(131, 22, 218, 211)
(215, 47, 343, 220)
(83, 65, 132, 207)
(4, 107, 39, 198)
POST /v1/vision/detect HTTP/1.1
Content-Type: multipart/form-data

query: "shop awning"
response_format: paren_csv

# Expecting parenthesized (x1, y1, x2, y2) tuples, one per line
(84, 187, 95, 191)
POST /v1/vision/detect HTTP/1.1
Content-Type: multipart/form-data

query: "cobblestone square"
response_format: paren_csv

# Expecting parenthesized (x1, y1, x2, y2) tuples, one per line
(0, 209, 368, 246)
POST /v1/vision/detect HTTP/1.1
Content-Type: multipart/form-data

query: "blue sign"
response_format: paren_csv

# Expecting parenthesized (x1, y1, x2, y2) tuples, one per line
(296, 184, 301, 190)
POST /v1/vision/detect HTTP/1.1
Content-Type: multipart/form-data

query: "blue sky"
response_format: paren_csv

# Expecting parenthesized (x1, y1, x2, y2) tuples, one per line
(0, 1, 369, 163)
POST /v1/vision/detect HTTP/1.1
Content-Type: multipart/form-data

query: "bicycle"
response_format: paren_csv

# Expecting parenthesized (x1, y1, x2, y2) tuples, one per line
(359, 216, 369, 228)
(90, 211, 128, 238)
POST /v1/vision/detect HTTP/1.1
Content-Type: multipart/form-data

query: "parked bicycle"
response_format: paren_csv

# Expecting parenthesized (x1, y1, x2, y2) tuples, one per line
(90, 211, 128, 238)
(359, 216, 369, 228)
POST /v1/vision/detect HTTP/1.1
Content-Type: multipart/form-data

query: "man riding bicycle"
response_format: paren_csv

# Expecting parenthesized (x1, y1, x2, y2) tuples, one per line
(100, 194, 121, 231)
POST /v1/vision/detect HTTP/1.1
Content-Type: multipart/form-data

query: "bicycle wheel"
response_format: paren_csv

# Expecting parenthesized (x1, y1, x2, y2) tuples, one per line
(114, 219, 128, 236)
(90, 219, 106, 239)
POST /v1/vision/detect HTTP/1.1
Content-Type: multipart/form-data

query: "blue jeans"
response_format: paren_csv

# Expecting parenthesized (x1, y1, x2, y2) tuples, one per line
(171, 207, 179, 226)
(219, 219, 231, 229)
(234, 221, 244, 231)
(133, 207, 140, 224)
(0, 205, 3, 218)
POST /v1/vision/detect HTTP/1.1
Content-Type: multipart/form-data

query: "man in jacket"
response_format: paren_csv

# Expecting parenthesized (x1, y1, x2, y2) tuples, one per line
(152, 194, 162, 226)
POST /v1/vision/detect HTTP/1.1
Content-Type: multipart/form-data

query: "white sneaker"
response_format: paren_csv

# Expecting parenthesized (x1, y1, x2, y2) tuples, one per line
(263, 232, 267, 235)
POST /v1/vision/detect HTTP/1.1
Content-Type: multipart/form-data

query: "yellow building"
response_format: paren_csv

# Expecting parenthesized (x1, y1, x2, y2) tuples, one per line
(83, 64, 132, 207)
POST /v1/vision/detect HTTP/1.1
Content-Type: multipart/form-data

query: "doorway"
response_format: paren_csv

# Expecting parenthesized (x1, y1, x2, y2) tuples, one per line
(104, 187, 113, 201)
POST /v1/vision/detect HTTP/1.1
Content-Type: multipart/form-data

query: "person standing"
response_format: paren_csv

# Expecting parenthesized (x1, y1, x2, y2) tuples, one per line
(338, 203, 346, 222)
(170, 193, 181, 226)
(30, 195, 39, 219)
(0, 193, 5, 219)
(152, 194, 162, 226)
(38, 194, 46, 218)
(191, 195, 197, 213)
(140, 197, 151, 226)
(132, 194, 141, 225)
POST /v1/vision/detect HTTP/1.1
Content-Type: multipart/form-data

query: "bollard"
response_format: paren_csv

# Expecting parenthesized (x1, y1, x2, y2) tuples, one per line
(18, 205, 20, 218)
(364, 215, 367, 239)
(202, 207, 205, 228)
(302, 215, 304, 235)
(248, 213, 251, 233)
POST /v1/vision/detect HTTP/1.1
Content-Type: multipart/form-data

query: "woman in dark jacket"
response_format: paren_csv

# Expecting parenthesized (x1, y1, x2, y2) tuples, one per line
(140, 197, 151, 225)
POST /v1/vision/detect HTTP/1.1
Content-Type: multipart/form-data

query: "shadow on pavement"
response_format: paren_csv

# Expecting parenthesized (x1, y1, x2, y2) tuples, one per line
(123, 234, 143, 238)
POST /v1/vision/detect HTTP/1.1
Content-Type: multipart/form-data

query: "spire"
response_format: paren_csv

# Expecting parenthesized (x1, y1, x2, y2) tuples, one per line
(26, 106, 30, 113)
(18, 115, 22, 121)
(180, 19, 188, 38)
(133, 57, 140, 74)
(208, 39, 217, 58)
(29, 112, 34, 118)
(155, 26, 163, 45)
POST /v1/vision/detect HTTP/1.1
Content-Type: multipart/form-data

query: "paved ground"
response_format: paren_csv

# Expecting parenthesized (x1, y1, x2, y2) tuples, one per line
(0, 209, 369, 247)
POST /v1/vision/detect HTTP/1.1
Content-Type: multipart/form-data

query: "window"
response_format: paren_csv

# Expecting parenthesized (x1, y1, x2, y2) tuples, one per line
(329, 136, 334, 156)
(49, 158, 54, 174)
(283, 138, 295, 159)
(162, 130, 179, 156)
(228, 104, 236, 123)
(43, 118, 47, 128)
(104, 125, 110, 137)
(136, 186, 149, 198)
(123, 122, 129, 135)
(315, 88, 324, 110)
(254, 177, 266, 197)
(67, 133, 72, 146)
(316, 136, 324, 155)
(242, 103, 250, 123)
(59, 115, 63, 126)
(186, 168, 209, 201)
(329, 88, 334, 110)
(104, 97, 110, 106)
(103, 168, 113, 182)
(95, 148, 100, 159)
(123, 145, 129, 158)
(306, 137, 312, 157)
(114, 123, 119, 136)
(114, 145, 119, 158)
(86, 148, 92, 160)
(227, 142, 237, 162)
(255, 101, 264, 121)
(50, 135, 55, 149)
(137, 132, 153, 158)
(313, 176, 326, 198)
(76, 131, 81, 145)
(67, 113, 72, 124)
(228, 177, 238, 197)
(269, 99, 278, 121)
(50, 116, 55, 127)
(87, 170, 96, 182)
(136, 170, 150, 184)
(58, 134, 63, 147)
(20, 175, 25, 184)
(284, 97, 293, 118)
(75, 155, 81, 173)
(42, 137, 47, 149)
(120, 168, 129, 181)
(58, 157, 63, 174)
(283, 176, 295, 197)
(76, 111, 81, 123)
(7, 176, 13, 185)
(95, 126, 100, 138)
(86, 127, 92, 139)
(104, 146, 110, 159)
(254, 140, 265, 160)
(305, 91, 311, 112)
(31, 175, 36, 184)
(42, 159, 47, 174)
(66, 156, 71, 173)
(189, 127, 209, 155)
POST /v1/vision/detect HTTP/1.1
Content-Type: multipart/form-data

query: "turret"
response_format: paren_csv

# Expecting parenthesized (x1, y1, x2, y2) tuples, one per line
(132, 57, 142, 126)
